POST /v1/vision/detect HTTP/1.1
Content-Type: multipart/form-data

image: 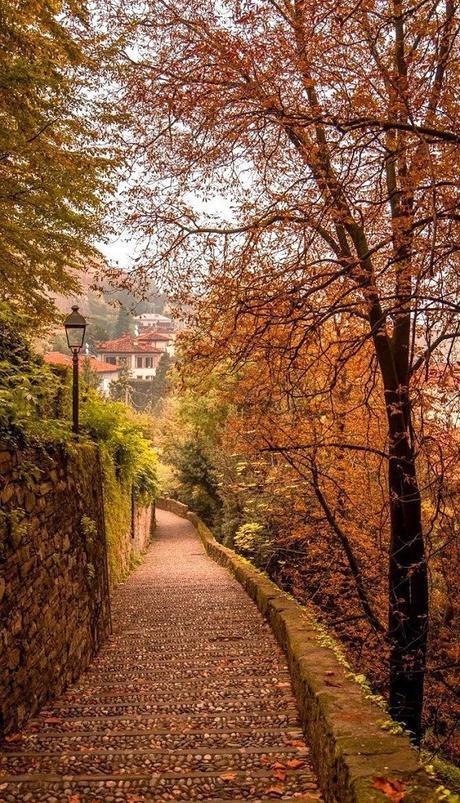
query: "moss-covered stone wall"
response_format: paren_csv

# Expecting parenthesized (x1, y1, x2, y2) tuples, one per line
(0, 443, 154, 740)
(102, 460, 153, 588)
(0, 442, 111, 735)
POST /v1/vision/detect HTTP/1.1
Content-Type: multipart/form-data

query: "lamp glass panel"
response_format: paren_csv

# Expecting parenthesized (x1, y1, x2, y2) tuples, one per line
(66, 325, 86, 349)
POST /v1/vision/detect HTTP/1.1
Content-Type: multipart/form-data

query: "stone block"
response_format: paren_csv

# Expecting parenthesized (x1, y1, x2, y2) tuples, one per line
(7, 648, 20, 670)
(10, 610, 22, 636)
(39, 481, 54, 495)
(20, 558, 35, 578)
(0, 450, 12, 468)
(24, 490, 36, 513)
(1, 483, 15, 504)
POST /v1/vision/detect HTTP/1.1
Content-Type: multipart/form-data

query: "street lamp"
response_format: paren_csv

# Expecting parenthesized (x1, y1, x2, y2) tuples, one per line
(64, 305, 87, 435)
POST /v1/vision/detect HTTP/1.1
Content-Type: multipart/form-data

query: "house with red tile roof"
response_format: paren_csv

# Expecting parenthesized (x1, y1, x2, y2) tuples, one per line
(95, 333, 167, 380)
(135, 313, 175, 333)
(136, 329, 174, 352)
(44, 352, 120, 395)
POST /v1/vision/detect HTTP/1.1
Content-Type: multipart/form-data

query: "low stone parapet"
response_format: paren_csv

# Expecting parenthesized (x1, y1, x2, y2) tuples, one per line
(155, 496, 189, 518)
(179, 507, 438, 802)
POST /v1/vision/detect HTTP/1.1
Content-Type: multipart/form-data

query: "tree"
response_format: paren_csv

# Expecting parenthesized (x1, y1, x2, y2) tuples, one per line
(0, 0, 116, 323)
(109, 361, 133, 404)
(113, 306, 134, 338)
(168, 331, 459, 761)
(0, 302, 66, 439)
(130, 352, 174, 411)
(117, 0, 460, 741)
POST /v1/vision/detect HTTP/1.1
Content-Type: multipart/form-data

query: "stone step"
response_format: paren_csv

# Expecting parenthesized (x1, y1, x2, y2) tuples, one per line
(96, 649, 282, 662)
(0, 768, 321, 801)
(76, 666, 288, 683)
(111, 624, 271, 632)
(0, 745, 311, 776)
(73, 675, 292, 693)
(1, 727, 305, 753)
(39, 700, 298, 719)
(59, 686, 294, 706)
(99, 638, 277, 646)
(0, 786, 321, 803)
(20, 711, 300, 734)
(90, 661, 287, 676)
(113, 615, 262, 620)
(103, 632, 276, 641)
(108, 628, 271, 637)
(90, 659, 286, 674)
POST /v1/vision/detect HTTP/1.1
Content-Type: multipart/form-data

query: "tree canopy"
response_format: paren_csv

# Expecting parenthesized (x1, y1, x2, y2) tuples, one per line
(116, 0, 460, 742)
(0, 0, 117, 322)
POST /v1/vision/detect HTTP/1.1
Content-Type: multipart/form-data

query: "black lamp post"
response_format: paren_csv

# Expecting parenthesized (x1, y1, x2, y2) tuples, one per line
(64, 305, 87, 435)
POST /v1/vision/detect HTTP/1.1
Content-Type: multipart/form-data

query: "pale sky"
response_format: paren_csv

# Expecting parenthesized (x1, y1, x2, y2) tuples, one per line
(97, 191, 234, 271)
(97, 232, 136, 270)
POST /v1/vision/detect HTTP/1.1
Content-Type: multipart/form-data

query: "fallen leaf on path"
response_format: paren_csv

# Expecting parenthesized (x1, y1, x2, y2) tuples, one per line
(273, 770, 287, 781)
(4, 734, 22, 742)
(287, 758, 305, 769)
(220, 771, 237, 781)
(68, 795, 81, 803)
(372, 777, 406, 801)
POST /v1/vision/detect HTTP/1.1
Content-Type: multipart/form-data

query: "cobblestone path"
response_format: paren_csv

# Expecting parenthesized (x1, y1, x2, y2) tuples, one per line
(0, 510, 322, 802)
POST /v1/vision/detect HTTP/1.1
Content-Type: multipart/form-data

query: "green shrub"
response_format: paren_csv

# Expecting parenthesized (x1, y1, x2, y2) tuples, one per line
(81, 390, 158, 505)
(163, 438, 221, 524)
(234, 521, 273, 567)
(0, 302, 70, 443)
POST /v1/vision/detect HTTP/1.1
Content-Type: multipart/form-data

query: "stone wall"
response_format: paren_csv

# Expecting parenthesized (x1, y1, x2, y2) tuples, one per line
(155, 496, 189, 518)
(103, 470, 154, 588)
(0, 442, 112, 736)
(133, 502, 154, 554)
(157, 499, 438, 802)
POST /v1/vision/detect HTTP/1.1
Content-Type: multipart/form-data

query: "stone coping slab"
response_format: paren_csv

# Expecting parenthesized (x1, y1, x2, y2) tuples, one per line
(155, 498, 439, 802)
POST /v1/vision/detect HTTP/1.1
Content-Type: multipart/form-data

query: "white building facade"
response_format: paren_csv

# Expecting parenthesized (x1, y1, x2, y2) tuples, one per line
(96, 335, 164, 380)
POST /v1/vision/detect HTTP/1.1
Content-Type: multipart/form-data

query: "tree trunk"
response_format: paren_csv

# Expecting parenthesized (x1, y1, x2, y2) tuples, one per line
(386, 390, 429, 743)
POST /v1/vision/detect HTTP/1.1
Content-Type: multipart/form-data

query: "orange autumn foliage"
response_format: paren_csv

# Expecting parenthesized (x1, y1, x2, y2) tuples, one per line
(112, 0, 460, 752)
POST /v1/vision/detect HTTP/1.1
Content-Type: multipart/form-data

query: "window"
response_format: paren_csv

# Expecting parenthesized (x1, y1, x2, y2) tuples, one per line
(136, 356, 143, 368)
(145, 356, 153, 368)
(105, 356, 116, 365)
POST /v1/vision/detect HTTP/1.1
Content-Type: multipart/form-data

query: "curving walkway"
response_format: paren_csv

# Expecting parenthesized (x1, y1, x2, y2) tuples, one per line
(0, 509, 322, 802)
